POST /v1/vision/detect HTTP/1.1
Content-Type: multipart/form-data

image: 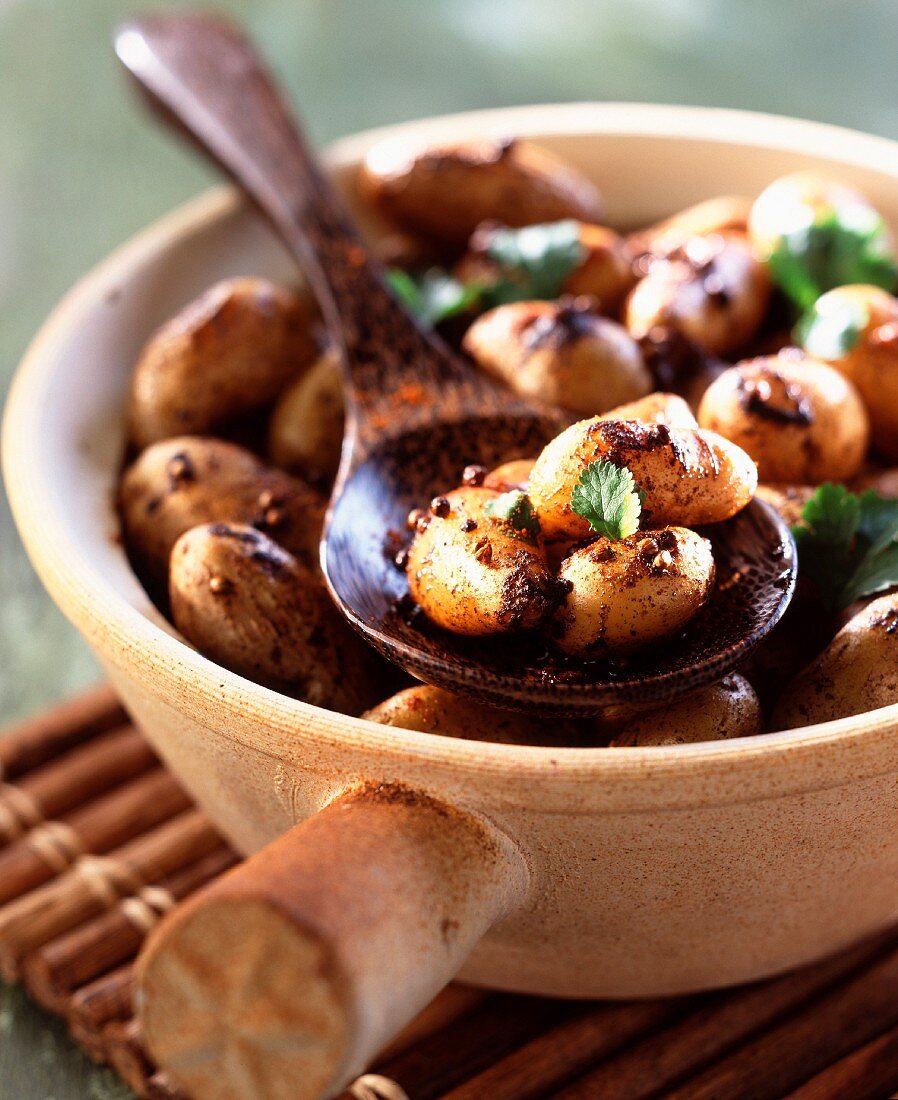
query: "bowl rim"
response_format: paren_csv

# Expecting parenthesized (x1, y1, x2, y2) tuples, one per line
(5, 100, 898, 786)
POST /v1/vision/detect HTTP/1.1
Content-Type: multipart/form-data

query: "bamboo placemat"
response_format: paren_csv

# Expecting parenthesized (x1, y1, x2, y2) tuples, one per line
(3, 686, 898, 1100)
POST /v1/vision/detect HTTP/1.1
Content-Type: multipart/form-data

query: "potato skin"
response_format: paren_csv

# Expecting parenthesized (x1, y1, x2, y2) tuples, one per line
(457, 221, 635, 313)
(611, 673, 761, 745)
(598, 391, 698, 429)
(360, 136, 603, 247)
(268, 346, 344, 486)
(625, 233, 770, 356)
(406, 486, 563, 635)
(803, 285, 898, 462)
(169, 524, 375, 714)
(853, 467, 898, 498)
(119, 436, 325, 590)
(362, 684, 591, 746)
(553, 527, 715, 655)
(630, 196, 752, 259)
(483, 459, 535, 493)
(528, 418, 757, 542)
(463, 299, 651, 415)
(697, 352, 870, 484)
(127, 278, 315, 450)
(774, 593, 898, 728)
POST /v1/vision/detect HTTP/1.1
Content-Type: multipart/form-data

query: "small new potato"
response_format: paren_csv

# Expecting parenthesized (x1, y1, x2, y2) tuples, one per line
(128, 277, 316, 450)
(119, 436, 325, 590)
(755, 483, 815, 528)
(528, 418, 757, 541)
(482, 459, 535, 493)
(774, 593, 898, 728)
(170, 523, 376, 714)
(363, 684, 590, 746)
(360, 136, 603, 247)
(748, 172, 895, 261)
(611, 673, 761, 745)
(462, 299, 651, 415)
(697, 352, 870, 483)
(268, 346, 344, 485)
(800, 285, 898, 461)
(598, 391, 698, 429)
(457, 221, 635, 313)
(406, 486, 563, 635)
(853, 467, 898, 499)
(630, 196, 752, 260)
(625, 233, 770, 356)
(554, 527, 715, 655)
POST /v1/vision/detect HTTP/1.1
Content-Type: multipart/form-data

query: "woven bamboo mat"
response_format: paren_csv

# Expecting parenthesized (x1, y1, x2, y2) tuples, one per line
(3, 686, 898, 1100)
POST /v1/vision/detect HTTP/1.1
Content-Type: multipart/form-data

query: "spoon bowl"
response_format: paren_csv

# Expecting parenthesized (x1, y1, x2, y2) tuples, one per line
(116, 13, 796, 715)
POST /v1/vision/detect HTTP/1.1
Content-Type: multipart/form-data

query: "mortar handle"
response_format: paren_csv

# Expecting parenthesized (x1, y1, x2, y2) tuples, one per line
(136, 784, 527, 1100)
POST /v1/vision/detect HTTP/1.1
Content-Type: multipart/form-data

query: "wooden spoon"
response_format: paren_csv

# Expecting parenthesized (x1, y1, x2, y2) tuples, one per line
(115, 13, 795, 715)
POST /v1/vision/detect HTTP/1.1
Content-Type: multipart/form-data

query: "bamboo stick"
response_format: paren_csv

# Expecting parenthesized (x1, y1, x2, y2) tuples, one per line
(0, 809, 220, 979)
(785, 1021, 898, 1100)
(553, 930, 897, 1100)
(0, 684, 124, 781)
(662, 942, 898, 1100)
(22, 845, 236, 1012)
(0, 725, 156, 847)
(0, 768, 190, 905)
(104, 1017, 156, 1096)
(144, 1071, 190, 1099)
(68, 962, 135, 1037)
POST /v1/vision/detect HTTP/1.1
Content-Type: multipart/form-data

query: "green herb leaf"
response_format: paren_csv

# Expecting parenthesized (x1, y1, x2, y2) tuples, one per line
(768, 207, 898, 313)
(570, 460, 643, 541)
(484, 490, 541, 538)
(797, 292, 869, 360)
(386, 267, 481, 326)
(791, 484, 898, 610)
(483, 220, 586, 304)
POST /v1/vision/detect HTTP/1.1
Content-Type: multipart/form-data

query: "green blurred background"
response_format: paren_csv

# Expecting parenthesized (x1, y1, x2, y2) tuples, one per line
(1, 0, 897, 1094)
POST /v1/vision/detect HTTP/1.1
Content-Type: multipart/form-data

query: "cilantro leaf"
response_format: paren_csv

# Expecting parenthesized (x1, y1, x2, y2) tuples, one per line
(482, 220, 586, 303)
(386, 267, 481, 326)
(484, 490, 541, 538)
(768, 207, 898, 313)
(797, 292, 869, 360)
(570, 461, 642, 540)
(791, 484, 898, 610)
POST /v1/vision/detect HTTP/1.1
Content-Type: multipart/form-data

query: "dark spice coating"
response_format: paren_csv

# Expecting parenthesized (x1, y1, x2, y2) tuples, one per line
(737, 365, 815, 426)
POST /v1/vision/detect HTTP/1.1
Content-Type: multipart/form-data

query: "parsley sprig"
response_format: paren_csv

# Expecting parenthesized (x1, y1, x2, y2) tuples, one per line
(386, 220, 586, 327)
(570, 461, 643, 541)
(768, 207, 898, 314)
(484, 490, 541, 539)
(791, 484, 898, 611)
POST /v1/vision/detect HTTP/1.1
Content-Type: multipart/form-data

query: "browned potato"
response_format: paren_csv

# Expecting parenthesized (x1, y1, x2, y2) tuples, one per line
(629, 196, 752, 260)
(482, 459, 535, 493)
(462, 299, 651, 415)
(774, 593, 898, 728)
(457, 221, 635, 313)
(406, 486, 564, 635)
(598, 392, 698, 429)
(360, 136, 602, 247)
(170, 524, 376, 714)
(625, 233, 770, 356)
(800, 285, 898, 461)
(748, 172, 895, 261)
(119, 436, 325, 590)
(363, 684, 591, 745)
(268, 347, 344, 485)
(611, 673, 761, 745)
(127, 278, 316, 450)
(755, 483, 815, 528)
(553, 527, 714, 655)
(697, 352, 869, 483)
(528, 418, 757, 542)
(853, 467, 898, 498)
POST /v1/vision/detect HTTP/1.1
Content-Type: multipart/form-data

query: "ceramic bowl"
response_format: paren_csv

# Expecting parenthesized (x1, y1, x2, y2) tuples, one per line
(6, 104, 898, 1004)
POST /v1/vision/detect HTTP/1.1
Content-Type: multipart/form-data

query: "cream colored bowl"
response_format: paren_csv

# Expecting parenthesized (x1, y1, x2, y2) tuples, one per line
(6, 105, 898, 1014)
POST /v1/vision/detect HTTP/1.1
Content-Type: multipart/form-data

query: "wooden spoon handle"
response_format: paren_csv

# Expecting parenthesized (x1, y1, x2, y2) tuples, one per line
(114, 13, 475, 451)
(136, 784, 527, 1100)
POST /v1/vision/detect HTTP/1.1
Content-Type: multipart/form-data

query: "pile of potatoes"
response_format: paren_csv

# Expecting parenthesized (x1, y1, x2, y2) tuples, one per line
(117, 134, 898, 747)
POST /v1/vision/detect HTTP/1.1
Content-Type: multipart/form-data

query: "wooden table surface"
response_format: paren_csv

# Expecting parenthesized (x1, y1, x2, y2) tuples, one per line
(2, 0, 898, 1095)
